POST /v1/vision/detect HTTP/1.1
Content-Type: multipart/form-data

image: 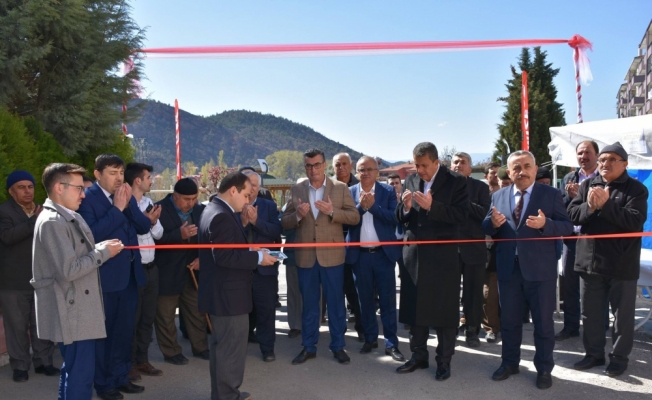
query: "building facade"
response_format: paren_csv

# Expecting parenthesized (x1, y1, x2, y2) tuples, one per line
(617, 20, 652, 118)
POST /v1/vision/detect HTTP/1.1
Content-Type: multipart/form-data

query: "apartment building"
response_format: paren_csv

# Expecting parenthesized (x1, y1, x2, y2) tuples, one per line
(617, 20, 652, 118)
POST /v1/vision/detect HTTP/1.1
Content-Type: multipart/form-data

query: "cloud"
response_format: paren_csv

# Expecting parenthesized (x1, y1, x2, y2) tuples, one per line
(437, 121, 448, 127)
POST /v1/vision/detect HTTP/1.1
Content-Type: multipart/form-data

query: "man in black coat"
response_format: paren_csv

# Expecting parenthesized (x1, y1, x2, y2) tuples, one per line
(568, 142, 648, 377)
(451, 153, 491, 347)
(154, 178, 208, 365)
(395, 142, 469, 381)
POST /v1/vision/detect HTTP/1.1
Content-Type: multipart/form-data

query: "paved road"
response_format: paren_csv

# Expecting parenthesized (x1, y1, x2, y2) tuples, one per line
(2, 265, 651, 399)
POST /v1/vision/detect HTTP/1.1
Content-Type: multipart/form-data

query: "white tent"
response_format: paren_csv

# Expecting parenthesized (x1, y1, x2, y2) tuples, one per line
(548, 114, 652, 169)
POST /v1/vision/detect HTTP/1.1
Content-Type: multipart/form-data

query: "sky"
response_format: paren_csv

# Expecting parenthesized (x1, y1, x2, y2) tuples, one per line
(131, 0, 651, 162)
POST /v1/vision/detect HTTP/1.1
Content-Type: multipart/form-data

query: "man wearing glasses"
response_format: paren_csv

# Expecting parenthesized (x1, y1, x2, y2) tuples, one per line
(282, 148, 360, 366)
(568, 142, 648, 377)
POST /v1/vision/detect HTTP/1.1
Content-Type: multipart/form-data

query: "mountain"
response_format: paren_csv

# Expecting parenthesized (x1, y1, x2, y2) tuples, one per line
(127, 100, 363, 172)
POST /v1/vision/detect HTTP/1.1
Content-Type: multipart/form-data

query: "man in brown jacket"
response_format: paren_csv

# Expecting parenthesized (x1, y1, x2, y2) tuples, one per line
(282, 148, 360, 366)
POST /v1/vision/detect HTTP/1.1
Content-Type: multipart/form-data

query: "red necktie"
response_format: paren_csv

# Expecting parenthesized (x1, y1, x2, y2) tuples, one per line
(513, 191, 525, 226)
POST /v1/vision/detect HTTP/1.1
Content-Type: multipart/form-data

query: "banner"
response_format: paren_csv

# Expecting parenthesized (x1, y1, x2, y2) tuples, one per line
(175, 99, 181, 180)
(521, 71, 529, 151)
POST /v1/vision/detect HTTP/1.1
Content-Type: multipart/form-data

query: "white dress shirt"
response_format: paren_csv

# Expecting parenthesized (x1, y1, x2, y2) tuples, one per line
(359, 184, 380, 247)
(308, 175, 327, 218)
(137, 195, 163, 264)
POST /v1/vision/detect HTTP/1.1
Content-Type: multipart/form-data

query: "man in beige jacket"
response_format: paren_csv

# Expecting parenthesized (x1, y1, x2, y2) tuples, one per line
(282, 148, 360, 366)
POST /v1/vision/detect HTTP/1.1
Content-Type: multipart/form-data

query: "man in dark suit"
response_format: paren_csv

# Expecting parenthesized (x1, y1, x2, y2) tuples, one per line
(451, 153, 491, 347)
(154, 178, 208, 365)
(482, 150, 573, 390)
(198, 172, 277, 400)
(346, 156, 404, 361)
(78, 154, 152, 400)
(240, 170, 283, 362)
(0, 171, 58, 383)
(395, 142, 469, 381)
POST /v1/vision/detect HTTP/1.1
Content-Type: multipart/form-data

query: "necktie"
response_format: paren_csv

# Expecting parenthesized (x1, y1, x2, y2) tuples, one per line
(513, 191, 525, 226)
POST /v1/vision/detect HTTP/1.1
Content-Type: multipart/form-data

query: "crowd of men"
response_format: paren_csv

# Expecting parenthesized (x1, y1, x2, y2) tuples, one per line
(0, 139, 647, 400)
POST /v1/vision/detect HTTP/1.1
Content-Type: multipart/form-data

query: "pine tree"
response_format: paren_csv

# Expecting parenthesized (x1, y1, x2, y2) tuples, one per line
(493, 47, 566, 165)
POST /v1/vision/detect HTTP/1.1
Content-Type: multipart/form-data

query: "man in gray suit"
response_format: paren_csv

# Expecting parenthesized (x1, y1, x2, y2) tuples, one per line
(31, 163, 123, 400)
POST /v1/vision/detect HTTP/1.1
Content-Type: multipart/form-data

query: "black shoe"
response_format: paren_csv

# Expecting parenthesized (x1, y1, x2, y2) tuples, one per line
(492, 365, 520, 381)
(360, 341, 378, 354)
(465, 327, 480, 348)
(193, 350, 210, 360)
(98, 389, 124, 400)
(536, 371, 552, 389)
(248, 333, 258, 343)
(605, 362, 627, 377)
(356, 332, 365, 342)
(396, 359, 429, 374)
(275, 301, 282, 308)
(34, 365, 60, 376)
(262, 351, 276, 362)
(435, 363, 451, 381)
(12, 369, 28, 383)
(485, 332, 500, 343)
(555, 329, 580, 341)
(164, 354, 189, 365)
(385, 347, 406, 362)
(117, 381, 145, 394)
(292, 349, 316, 365)
(332, 349, 351, 364)
(288, 329, 301, 338)
(573, 355, 606, 371)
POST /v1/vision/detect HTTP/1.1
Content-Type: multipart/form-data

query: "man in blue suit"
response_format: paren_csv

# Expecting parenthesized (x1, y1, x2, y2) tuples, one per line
(346, 156, 405, 362)
(482, 151, 573, 390)
(240, 170, 283, 362)
(78, 154, 152, 400)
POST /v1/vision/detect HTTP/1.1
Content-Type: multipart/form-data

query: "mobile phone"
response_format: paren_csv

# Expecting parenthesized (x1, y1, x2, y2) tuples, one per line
(145, 204, 154, 213)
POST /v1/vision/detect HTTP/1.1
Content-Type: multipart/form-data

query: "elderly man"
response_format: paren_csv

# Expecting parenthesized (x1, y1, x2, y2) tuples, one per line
(451, 153, 491, 348)
(346, 156, 404, 361)
(0, 171, 57, 383)
(282, 148, 360, 365)
(568, 142, 648, 377)
(32, 163, 123, 399)
(154, 178, 208, 365)
(483, 151, 573, 389)
(396, 142, 469, 381)
(556, 140, 600, 341)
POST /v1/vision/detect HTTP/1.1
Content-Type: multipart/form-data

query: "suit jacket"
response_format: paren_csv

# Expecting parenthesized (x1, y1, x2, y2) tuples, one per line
(281, 177, 360, 268)
(198, 196, 259, 317)
(0, 198, 39, 290)
(31, 199, 112, 345)
(77, 182, 150, 292)
(345, 182, 401, 265)
(154, 194, 204, 295)
(243, 197, 282, 275)
(459, 177, 491, 265)
(482, 183, 573, 282)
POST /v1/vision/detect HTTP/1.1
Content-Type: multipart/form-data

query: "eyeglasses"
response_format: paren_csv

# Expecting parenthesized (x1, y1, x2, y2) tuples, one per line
(597, 158, 625, 165)
(304, 162, 324, 170)
(60, 182, 85, 194)
(356, 168, 378, 174)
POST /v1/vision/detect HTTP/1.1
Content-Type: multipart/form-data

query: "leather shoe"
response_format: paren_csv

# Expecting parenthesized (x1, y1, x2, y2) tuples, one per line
(385, 347, 405, 362)
(12, 369, 28, 383)
(605, 362, 627, 377)
(135, 362, 163, 376)
(465, 327, 480, 348)
(193, 350, 210, 360)
(491, 365, 520, 381)
(360, 341, 378, 353)
(555, 329, 580, 341)
(292, 349, 316, 365)
(34, 365, 60, 376)
(98, 389, 124, 400)
(288, 329, 301, 338)
(262, 351, 276, 362)
(332, 349, 351, 364)
(536, 371, 553, 389)
(573, 355, 606, 371)
(396, 359, 429, 374)
(127, 367, 142, 382)
(248, 333, 258, 343)
(117, 382, 145, 394)
(435, 363, 451, 381)
(164, 354, 189, 365)
(240, 392, 252, 400)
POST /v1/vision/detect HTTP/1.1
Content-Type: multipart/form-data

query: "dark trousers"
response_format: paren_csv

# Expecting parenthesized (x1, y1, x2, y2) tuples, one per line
(297, 262, 346, 353)
(409, 325, 456, 364)
(351, 250, 399, 348)
(94, 275, 138, 394)
(209, 314, 248, 400)
(250, 272, 277, 353)
(0, 289, 55, 371)
(482, 271, 501, 334)
(561, 239, 581, 332)
(460, 257, 485, 329)
(132, 264, 159, 365)
(59, 339, 96, 400)
(581, 273, 637, 365)
(285, 264, 302, 330)
(344, 263, 363, 334)
(498, 262, 556, 373)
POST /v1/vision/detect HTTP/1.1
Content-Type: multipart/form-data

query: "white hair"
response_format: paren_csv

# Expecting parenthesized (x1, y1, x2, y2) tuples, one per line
(241, 169, 261, 185)
(453, 152, 472, 165)
(507, 150, 536, 167)
(333, 152, 352, 163)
